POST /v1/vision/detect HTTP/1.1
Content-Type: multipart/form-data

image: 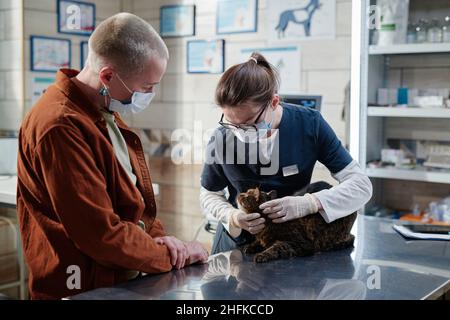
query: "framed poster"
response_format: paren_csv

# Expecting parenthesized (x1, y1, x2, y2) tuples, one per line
(31, 76, 55, 105)
(30, 36, 71, 72)
(80, 41, 88, 69)
(240, 46, 301, 94)
(216, 0, 258, 35)
(57, 0, 96, 36)
(267, 0, 336, 42)
(187, 40, 225, 74)
(160, 5, 196, 38)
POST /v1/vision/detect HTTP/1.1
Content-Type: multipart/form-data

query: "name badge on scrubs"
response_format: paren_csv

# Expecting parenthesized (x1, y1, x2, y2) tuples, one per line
(282, 164, 299, 177)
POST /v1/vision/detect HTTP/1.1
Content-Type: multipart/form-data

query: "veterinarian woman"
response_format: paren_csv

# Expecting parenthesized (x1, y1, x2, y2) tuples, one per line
(199, 52, 373, 254)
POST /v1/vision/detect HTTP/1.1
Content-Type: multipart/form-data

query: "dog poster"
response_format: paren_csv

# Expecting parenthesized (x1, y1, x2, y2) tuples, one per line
(267, 0, 336, 42)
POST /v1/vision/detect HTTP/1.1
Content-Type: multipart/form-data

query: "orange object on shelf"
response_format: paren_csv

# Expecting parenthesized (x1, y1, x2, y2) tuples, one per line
(400, 213, 450, 226)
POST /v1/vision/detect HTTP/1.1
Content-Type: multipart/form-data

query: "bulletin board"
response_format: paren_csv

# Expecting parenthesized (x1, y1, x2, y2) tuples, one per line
(80, 41, 88, 69)
(187, 40, 225, 74)
(216, 0, 258, 35)
(267, 0, 336, 42)
(30, 36, 71, 72)
(57, 0, 96, 36)
(240, 46, 301, 94)
(160, 5, 196, 38)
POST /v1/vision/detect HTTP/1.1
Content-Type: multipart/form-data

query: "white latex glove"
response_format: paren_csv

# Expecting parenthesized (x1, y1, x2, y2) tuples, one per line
(259, 193, 319, 223)
(230, 209, 266, 235)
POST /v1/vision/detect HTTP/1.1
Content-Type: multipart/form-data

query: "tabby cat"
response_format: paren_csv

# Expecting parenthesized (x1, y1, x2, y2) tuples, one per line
(236, 181, 356, 263)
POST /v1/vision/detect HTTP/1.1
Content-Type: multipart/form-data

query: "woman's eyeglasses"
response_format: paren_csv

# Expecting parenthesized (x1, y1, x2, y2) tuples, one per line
(218, 105, 267, 132)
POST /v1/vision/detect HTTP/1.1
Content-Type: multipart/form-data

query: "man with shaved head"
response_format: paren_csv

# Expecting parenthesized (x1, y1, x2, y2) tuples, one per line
(17, 13, 208, 300)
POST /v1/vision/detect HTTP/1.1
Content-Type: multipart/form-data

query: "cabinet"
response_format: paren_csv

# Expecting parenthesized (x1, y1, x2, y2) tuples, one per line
(350, 0, 450, 215)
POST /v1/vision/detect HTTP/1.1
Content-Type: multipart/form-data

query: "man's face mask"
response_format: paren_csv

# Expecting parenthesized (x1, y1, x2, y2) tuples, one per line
(101, 74, 155, 115)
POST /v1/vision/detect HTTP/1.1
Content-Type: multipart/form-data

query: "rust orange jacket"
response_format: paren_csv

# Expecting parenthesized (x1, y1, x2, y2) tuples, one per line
(17, 69, 172, 300)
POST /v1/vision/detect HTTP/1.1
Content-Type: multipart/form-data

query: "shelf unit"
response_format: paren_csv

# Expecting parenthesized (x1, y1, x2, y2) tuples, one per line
(366, 167, 450, 184)
(367, 106, 450, 118)
(351, 0, 450, 215)
(369, 43, 450, 55)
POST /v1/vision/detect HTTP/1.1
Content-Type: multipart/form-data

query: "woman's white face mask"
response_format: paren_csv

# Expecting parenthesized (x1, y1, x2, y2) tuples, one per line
(232, 128, 269, 144)
(231, 106, 274, 144)
(103, 74, 155, 115)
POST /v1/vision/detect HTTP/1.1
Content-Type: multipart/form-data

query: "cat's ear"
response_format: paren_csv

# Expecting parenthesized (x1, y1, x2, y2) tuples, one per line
(267, 190, 277, 200)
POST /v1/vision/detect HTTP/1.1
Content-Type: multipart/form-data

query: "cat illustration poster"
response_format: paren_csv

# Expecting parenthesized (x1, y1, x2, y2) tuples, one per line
(267, 0, 336, 42)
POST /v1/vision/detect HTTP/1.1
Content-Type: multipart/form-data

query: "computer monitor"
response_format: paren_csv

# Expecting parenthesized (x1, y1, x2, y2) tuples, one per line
(281, 95, 322, 112)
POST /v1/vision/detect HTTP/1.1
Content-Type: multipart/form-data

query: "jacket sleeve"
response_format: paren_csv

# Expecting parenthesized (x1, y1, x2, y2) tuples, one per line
(199, 187, 242, 238)
(314, 160, 373, 223)
(147, 218, 167, 238)
(35, 125, 172, 273)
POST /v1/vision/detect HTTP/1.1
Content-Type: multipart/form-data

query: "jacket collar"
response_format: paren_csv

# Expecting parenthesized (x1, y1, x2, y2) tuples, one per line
(54, 69, 133, 131)
(54, 69, 105, 123)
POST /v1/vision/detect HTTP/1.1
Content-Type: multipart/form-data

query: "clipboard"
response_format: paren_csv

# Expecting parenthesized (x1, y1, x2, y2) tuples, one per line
(393, 224, 450, 241)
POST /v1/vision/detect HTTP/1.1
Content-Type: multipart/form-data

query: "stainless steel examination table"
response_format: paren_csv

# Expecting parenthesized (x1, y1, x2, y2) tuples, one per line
(70, 215, 450, 300)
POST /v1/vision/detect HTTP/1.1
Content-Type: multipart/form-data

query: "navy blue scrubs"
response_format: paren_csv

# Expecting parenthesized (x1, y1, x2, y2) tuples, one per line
(201, 103, 353, 254)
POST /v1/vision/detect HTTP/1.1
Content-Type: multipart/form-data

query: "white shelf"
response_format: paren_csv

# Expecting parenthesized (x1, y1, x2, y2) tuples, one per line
(368, 107, 450, 118)
(366, 167, 450, 184)
(369, 43, 450, 55)
(0, 175, 17, 206)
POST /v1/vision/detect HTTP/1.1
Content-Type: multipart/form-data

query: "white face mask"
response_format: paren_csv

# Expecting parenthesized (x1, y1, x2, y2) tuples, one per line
(231, 107, 274, 144)
(103, 74, 155, 115)
(109, 91, 155, 115)
(232, 129, 267, 144)
(230, 128, 278, 162)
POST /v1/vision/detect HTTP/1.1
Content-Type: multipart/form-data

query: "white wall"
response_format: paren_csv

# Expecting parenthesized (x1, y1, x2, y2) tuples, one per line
(130, 0, 352, 134)
(129, 0, 352, 183)
(23, 0, 353, 184)
(21, 0, 352, 159)
(23, 0, 134, 114)
(0, 0, 23, 132)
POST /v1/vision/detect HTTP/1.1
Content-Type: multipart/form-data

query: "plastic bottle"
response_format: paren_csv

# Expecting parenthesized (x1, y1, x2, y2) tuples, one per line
(427, 18, 443, 43)
(407, 22, 417, 43)
(416, 19, 428, 43)
(412, 203, 420, 217)
(443, 16, 450, 43)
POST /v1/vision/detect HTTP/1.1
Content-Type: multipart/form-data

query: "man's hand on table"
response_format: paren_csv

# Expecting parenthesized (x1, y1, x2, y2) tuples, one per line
(185, 240, 209, 265)
(154, 236, 188, 269)
(154, 236, 208, 269)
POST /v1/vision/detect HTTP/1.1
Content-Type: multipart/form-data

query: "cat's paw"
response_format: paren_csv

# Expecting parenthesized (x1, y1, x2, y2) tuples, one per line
(241, 245, 253, 255)
(242, 244, 262, 255)
(254, 253, 270, 263)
